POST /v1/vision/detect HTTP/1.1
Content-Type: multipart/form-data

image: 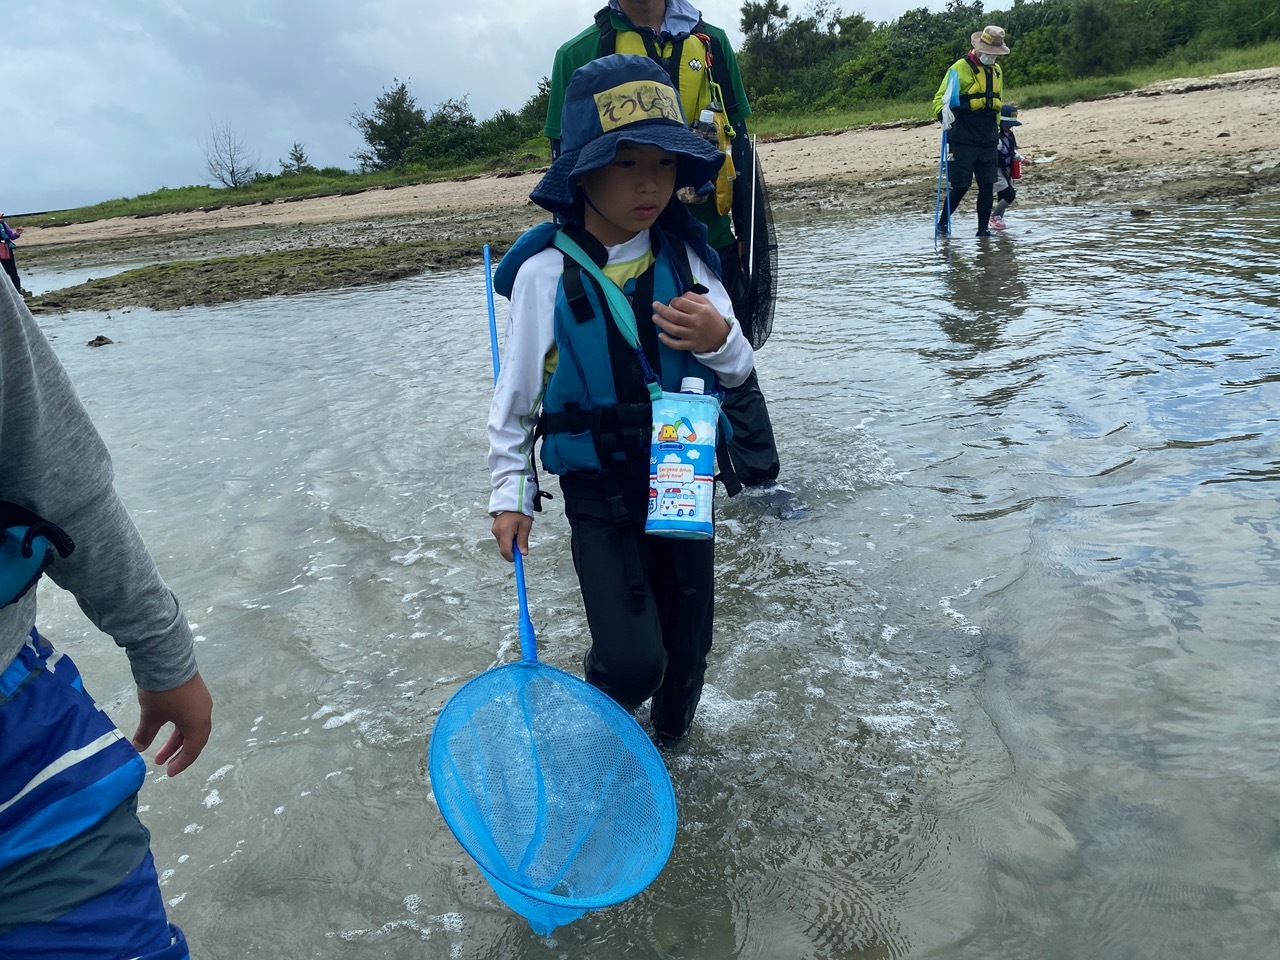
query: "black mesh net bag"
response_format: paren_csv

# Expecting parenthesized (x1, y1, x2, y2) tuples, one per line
(740, 150, 778, 351)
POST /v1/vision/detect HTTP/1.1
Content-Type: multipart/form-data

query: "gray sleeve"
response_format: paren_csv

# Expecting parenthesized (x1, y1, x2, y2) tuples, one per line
(0, 284, 197, 691)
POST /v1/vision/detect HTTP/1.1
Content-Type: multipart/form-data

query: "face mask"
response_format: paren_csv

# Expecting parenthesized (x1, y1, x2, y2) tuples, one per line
(979, 53, 997, 65)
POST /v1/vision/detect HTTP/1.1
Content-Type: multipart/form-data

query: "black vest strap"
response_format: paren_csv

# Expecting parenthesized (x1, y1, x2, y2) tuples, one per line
(594, 6, 615, 53)
(0, 502, 74, 559)
(2, 501, 75, 609)
(694, 20, 741, 118)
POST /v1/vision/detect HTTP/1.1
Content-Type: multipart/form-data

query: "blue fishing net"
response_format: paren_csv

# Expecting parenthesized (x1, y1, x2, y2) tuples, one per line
(428, 556, 677, 935)
(430, 661, 677, 934)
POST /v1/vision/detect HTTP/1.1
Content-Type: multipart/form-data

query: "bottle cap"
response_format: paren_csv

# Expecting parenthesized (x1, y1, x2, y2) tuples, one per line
(699, 109, 715, 124)
(680, 377, 705, 394)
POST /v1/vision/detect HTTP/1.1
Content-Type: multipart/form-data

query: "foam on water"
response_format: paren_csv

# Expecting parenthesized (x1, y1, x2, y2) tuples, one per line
(29, 196, 1280, 958)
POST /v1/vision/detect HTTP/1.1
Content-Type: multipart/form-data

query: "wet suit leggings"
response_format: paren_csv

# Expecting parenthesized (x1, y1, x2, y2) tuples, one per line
(1, 253, 20, 291)
(941, 183, 994, 232)
(938, 142, 997, 233)
(561, 474, 714, 740)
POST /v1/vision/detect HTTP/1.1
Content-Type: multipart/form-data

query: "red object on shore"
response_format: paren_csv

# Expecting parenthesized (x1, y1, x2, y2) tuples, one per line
(1011, 157, 1022, 180)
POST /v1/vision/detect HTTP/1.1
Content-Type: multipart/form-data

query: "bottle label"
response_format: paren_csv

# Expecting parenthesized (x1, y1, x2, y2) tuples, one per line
(646, 391, 719, 540)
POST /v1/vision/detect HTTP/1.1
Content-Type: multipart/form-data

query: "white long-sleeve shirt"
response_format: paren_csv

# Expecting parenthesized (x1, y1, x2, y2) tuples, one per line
(487, 229, 755, 517)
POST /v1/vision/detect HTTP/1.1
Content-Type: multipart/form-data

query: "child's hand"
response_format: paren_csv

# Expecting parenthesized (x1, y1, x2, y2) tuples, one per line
(133, 671, 213, 778)
(491, 511, 533, 562)
(652, 292, 730, 354)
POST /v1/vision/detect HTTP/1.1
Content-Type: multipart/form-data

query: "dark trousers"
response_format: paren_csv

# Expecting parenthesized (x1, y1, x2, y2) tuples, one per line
(562, 474, 714, 740)
(938, 142, 998, 233)
(715, 241, 781, 486)
(1, 253, 20, 291)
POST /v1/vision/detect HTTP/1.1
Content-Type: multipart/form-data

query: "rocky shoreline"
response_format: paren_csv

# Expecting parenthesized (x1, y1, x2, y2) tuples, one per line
(20, 68, 1280, 313)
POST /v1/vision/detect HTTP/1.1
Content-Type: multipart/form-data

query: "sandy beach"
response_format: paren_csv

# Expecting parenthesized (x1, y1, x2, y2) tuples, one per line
(18, 67, 1280, 306)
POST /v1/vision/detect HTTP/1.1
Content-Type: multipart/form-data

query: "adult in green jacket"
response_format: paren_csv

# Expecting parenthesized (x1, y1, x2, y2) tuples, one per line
(545, 0, 781, 489)
(933, 25, 1009, 237)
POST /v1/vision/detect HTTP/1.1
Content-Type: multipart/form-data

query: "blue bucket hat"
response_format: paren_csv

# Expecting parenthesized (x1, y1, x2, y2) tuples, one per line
(530, 54, 724, 217)
(1001, 103, 1022, 126)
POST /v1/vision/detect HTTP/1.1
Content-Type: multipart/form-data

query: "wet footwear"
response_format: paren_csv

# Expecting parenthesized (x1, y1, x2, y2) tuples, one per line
(989, 216, 1007, 230)
(743, 482, 809, 520)
(976, 228, 993, 238)
(655, 730, 688, 752)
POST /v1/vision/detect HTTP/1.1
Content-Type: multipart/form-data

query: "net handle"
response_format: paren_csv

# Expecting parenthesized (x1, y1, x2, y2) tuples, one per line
(512, 549, 538, 663)
(486, 243, 539, 665)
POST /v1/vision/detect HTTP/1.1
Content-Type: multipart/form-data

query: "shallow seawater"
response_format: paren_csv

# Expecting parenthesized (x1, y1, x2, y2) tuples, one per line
(34, 191, 1280, 959)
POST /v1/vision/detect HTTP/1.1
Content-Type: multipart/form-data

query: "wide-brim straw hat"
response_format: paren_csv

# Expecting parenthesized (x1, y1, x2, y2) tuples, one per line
(530, 54, 723, 217)
(971, 25, 1010, 56)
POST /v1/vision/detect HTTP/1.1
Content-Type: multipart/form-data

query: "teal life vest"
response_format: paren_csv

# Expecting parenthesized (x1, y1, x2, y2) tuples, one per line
(1, 502, 74, 609)
(494, 221, 722, 479)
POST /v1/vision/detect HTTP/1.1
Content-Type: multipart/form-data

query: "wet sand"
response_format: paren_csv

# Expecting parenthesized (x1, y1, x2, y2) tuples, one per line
(18, 68, 1280, 309)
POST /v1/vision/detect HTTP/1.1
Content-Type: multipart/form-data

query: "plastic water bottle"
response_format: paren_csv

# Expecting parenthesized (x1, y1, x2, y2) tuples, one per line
(693, 110, 719, 148)
(680, 377, 705, 394)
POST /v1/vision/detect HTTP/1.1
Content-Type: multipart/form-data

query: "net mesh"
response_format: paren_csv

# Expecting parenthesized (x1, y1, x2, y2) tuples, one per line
(428, 660, 677, 935)
(741, 157, 778, 351)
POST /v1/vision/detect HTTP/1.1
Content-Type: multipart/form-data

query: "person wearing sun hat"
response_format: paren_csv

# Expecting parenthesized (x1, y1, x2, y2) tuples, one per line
(488, 53, 755, 747)
(545, 1, 784, 492)
(990, 103, 1024, 229)
(933, 24, 1010, 237)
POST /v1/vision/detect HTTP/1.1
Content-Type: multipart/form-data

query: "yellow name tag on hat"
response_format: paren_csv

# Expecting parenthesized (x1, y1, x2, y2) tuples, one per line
(595, 81, 682, 131)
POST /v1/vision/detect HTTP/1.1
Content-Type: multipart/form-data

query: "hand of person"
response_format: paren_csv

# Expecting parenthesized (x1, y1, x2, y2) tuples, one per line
(652, 292, 731, 354)
(132, 671, 213, 778)
(491, 511, 533, 562)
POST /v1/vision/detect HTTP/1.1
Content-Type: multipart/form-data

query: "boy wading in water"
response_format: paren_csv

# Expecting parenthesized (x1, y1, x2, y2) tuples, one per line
(487, 54, 754, 746)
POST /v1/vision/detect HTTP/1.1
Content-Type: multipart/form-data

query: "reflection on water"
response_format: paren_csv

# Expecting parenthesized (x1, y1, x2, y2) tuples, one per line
(22, 260, 153, 296)
(34, 192, 1280, 959)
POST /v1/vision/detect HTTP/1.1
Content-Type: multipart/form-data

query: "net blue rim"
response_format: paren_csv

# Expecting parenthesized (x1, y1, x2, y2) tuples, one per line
(427, 660, 678, 910)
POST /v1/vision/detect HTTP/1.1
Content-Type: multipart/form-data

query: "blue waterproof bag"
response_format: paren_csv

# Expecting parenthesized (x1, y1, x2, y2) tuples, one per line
(1, 503, 74, 609)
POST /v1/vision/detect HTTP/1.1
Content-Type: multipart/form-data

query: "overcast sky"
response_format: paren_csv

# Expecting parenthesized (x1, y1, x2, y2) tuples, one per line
(9, 1, 946, 215)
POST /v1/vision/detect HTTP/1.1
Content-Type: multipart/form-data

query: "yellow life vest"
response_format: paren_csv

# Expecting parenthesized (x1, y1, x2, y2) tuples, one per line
(613, 31, 736, 216)
(958, 58, 1003, 114)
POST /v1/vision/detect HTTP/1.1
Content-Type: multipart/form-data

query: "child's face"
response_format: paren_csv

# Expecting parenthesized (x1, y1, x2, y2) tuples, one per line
(579, 143, 677, 246)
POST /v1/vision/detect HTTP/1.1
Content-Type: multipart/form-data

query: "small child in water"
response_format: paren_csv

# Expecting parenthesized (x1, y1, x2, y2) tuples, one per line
(990, 104, 1022, 230)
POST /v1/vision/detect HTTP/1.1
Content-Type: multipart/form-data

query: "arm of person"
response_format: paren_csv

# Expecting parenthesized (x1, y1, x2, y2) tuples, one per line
(933, 65, 961, 121)
(0, 289, 211, 776)
(650, 244, 754, 388)
(487, 249, 559, 560)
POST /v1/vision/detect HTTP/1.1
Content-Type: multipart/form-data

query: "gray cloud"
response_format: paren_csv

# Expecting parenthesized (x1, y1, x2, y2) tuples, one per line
(10, 1, 933, 213)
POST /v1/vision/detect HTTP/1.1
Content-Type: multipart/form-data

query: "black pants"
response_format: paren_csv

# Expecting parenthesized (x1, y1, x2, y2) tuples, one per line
(1, 253, 20, 291)
(938, 142, 998, 233)
(561, 473, 714, 740)
(715, 241, 780, 486)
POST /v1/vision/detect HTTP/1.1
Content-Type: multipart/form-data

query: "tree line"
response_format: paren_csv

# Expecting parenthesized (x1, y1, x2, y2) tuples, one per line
(211, 0, 1277, 185)
(736, 0, 1278, 113)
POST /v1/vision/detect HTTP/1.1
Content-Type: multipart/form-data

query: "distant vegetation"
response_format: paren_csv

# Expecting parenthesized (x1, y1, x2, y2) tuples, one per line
(17, 0, 1280, 228)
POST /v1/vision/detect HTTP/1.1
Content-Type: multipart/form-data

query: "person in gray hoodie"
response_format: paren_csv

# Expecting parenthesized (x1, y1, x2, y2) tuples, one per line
(0, 282, 212, 958)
